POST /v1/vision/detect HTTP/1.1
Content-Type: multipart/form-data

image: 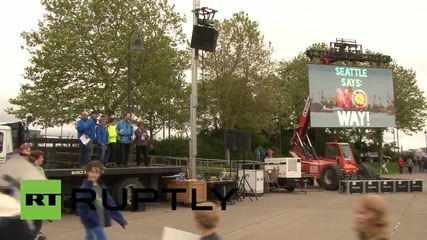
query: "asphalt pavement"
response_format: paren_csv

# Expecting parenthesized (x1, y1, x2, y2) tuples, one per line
(39, 172, 427, 240)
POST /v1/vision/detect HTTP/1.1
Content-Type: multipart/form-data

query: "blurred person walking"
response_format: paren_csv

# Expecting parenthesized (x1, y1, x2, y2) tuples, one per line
(354, 195, 391, 240)
(397, 157, 404, 174)
(0, 193, 35, 240)
(76, 161, 128, 240)
(0, 155, 47, 240)
(420, 155, 426, 173)
(406, 158, 414, 174)
(193, 202, 221, 240)
(29, 150, 46, 177)
(29, 150, 47, 236)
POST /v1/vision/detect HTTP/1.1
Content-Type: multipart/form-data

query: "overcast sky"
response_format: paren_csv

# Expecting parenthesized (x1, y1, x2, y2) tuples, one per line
(1, 0, 426, 150)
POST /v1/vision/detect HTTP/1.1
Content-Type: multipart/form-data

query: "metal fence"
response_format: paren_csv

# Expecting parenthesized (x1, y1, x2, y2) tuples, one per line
(149, 155, 262, 173)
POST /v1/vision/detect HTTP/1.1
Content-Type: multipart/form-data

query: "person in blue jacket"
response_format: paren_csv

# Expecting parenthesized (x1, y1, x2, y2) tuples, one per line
(77, 161, 128, 240)
(95, 115, 108, 165)
(76, 111, 98, 167)
(115, 113, 134, 167)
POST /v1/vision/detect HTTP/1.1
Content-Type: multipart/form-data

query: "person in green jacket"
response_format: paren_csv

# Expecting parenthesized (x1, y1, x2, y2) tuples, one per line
(105, 115, 118, 167)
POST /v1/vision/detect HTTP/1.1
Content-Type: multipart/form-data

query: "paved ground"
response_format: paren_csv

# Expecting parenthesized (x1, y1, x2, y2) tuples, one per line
(40, 173, 427, 240)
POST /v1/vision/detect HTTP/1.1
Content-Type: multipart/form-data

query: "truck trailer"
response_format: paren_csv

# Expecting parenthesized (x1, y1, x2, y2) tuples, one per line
(0, 122, 186, 212)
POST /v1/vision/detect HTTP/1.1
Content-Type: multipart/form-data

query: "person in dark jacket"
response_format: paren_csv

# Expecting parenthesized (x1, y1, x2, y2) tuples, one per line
(193, 202, 221, 240)
(76, 111, 98, 167)
(134, 121, 150, 167)
(77, 161, 128, 240)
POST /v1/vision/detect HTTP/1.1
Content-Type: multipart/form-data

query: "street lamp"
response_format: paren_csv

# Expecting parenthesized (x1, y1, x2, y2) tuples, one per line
(127, 30, 145, 114)
(424, 129, 427, 154)
(24, 113, 34, 143)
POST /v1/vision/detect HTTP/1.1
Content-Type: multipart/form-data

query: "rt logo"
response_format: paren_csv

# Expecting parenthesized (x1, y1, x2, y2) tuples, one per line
(20, 180, 62, 220)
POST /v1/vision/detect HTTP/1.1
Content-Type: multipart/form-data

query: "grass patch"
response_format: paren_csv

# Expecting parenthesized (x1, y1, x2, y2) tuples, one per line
(364, 161, 398, 175)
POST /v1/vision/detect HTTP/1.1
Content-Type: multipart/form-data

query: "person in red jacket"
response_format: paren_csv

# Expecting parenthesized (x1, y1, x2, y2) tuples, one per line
(397, 157, 404, 174)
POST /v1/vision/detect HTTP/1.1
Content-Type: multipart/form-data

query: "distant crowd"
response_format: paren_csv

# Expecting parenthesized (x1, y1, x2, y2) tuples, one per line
(397, 155, 427, 174)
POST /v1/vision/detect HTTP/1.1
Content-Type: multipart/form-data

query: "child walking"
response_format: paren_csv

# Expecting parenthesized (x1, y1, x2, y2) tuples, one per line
(193, 202, 221, 240)
(77, 161, 128, 240)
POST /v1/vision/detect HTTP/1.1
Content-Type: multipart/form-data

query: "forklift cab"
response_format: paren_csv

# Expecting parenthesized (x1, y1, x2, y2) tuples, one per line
(324, 142, 356, 166)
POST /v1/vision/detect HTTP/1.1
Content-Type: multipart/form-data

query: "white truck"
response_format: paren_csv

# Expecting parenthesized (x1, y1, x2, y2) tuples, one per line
(264, 157, 305, 192)
(0, 125, 14, 164)
(0, 122, 186, 212)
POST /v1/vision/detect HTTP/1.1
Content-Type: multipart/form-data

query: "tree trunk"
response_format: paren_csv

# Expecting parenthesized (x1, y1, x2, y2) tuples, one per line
(377, 129, 384, 162)
(223, 127, 230, 161)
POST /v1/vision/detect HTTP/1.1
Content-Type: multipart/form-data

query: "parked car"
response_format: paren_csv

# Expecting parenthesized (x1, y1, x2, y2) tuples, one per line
(362, 152, 391, 162)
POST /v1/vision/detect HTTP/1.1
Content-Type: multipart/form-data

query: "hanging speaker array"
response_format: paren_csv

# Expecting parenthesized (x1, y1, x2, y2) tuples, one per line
(190, 25, 218, 52)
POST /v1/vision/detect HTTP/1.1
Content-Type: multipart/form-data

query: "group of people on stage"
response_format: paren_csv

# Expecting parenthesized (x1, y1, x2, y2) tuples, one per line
(77, 111, 152, 168)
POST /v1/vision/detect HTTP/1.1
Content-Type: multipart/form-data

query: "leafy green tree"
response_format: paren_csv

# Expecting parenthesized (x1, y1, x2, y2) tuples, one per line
(199, 12, 278, 137)
(6, 0, 189, 132)
(392, 63, 427, 133)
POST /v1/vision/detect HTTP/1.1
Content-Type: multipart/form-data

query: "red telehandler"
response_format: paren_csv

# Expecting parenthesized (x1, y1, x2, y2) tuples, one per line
(289, 95, 377, 191)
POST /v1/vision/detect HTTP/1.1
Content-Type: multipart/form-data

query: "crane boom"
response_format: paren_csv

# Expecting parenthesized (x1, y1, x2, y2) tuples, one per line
(290, 95, 313, 161)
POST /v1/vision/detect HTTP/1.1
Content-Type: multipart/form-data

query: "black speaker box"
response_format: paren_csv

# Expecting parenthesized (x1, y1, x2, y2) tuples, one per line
(243, 131, 251, 150)
(225, 130, 238, 150)
(225, 129, 251, 151)
(380, 180, 394, 193)
(190, 25, 218, 52)
(410, 180, 423, 192)
(365, 181, 379, 193)
(395, 180, 409, 193)
(236, 131, 251, 151)
(349, 181, 364, 194)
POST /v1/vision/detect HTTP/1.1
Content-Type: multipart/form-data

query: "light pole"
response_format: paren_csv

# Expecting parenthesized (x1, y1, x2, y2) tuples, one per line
(127, 30, 144, 114)
(278, 99, 283, 156)
(424, 129, 427, 154)
(189, 2, 218, 179)
(189, 0, 200, 179)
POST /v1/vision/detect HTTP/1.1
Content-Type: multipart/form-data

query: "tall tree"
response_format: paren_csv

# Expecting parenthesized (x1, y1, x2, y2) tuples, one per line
(6, 0, 189, 130)
(392, 62, 427, 133)
(199, 11, 279, 136)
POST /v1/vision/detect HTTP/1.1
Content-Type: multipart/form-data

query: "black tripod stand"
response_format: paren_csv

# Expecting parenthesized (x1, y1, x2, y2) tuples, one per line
(236, 151, 258, 201)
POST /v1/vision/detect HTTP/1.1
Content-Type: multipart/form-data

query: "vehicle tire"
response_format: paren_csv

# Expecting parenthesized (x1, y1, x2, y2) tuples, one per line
(111, 178, 145, 211)
(320, 164, 344, 191)
(357, 163, 377, 180)
(316, 179, 322, 187)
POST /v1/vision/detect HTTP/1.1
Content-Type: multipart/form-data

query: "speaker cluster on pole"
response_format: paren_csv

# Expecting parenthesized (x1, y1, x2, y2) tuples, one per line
(190, 25, 218, 52)
(225, 129, 251, 151)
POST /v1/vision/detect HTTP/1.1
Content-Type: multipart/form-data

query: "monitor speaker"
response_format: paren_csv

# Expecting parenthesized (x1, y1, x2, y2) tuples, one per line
(225, 130, 251, 151)
(225, 130, 238, 150)
(236, 131, 251, 151)
(190, 25, 218, 52)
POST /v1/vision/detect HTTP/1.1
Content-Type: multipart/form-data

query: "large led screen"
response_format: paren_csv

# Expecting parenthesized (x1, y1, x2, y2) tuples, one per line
(308, 64, 395, 128)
